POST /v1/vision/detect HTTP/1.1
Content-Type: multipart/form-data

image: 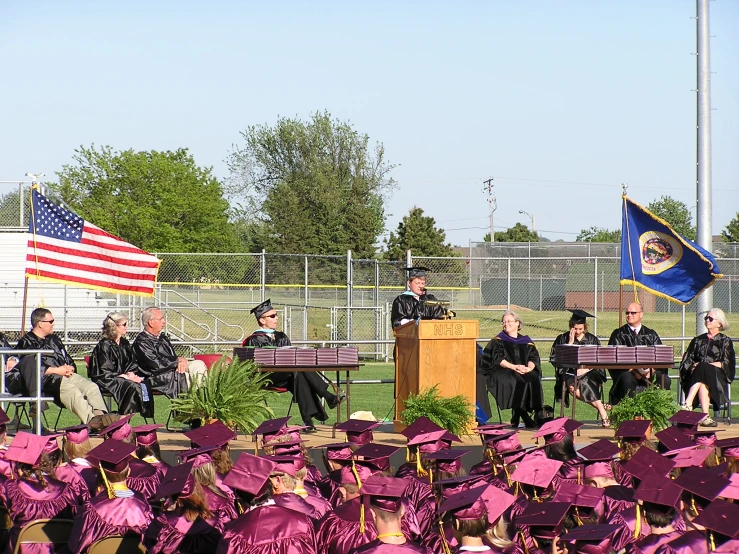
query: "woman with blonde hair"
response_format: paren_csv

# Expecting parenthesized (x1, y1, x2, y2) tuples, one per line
(679, 308, 735, 427)
(89, 311, 154, 417)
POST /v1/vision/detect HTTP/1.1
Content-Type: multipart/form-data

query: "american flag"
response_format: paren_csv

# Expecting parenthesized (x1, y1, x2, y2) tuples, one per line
(25, 190, 160, 296)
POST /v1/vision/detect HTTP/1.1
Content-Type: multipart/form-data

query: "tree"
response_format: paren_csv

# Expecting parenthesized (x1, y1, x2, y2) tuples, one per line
(385, 206, 456, 260)
(576, 226, 621, 242)
(723, 212, 739, 242)
(647, 196, 696, 240)
(483, 223, 540, 243)
(226, 111, 396, 258)
(56, 145, 240, 253)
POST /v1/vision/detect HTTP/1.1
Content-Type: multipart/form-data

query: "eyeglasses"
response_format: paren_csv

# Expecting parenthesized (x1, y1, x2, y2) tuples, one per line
(40, 319, 55, 324)
(624, 311, 640, 315)
(117, 322, 128, 327)
(264, 314, 279, 319)
(704, 316, 714, 322)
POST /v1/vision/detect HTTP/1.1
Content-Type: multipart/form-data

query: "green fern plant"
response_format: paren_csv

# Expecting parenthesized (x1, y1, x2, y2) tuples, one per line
(400, 385, 474, 437)
(608, 387, 679, 432)
(170, 358, 276, 434)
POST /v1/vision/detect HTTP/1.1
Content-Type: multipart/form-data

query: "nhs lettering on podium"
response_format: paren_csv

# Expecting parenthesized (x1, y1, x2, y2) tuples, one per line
(433, 323, 464, 336)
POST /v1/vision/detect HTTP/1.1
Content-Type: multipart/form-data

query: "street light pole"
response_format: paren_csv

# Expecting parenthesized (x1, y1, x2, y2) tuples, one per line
(519, 210, 535, 232)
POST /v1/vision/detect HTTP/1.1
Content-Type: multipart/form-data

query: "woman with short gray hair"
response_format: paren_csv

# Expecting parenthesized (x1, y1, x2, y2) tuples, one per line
(89, 312, 154, 418)
(679, 308, 735, 427)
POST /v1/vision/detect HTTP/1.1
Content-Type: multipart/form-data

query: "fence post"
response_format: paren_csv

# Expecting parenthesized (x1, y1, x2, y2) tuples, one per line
(19, 183, 25, 226)
(347, 250, 353, 342)
(260, 249, 266, 302)
(374, 259, 379, 307)
(507, 258, 511, 310)
(304, 256, 309, 306)
(593, 257, 598, 336)
(406, 249, 412, 270)
(63, 285, 68, 342)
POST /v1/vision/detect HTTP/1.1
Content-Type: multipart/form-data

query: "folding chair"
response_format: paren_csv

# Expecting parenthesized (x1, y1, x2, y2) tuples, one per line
(87, 534, 146, 554)
(193, 354, 231, 369)
(13, 519, 74, 554)
(714, 380, 732, 425)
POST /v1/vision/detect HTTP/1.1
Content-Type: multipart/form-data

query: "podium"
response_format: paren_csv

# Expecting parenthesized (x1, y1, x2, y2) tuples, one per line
(393, 319, 480, 433)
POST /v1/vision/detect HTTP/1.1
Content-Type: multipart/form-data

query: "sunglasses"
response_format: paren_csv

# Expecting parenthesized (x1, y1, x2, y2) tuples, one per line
(117, 322, 128, 327)
(41, 319, 55, 324)
(624, 311, 640, 315)
(264, 314, 279, 319)
(704, 316, 714, 322)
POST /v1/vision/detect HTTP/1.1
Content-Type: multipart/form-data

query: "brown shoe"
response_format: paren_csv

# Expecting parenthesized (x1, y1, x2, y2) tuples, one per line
(88, 413, 120, 432)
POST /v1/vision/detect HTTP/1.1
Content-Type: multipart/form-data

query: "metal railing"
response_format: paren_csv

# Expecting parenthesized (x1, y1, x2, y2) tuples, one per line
(0, 349, 56, 434)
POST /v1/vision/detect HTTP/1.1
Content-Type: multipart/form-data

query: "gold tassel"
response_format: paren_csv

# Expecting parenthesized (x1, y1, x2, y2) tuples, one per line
(99, 468, 114, 500)
(577, 466, 582, 485)
(237, 501, 244, 515)
(715, 452, 721, 466)
(254, 441, 259, 456)
(416, 454, 428, 477)
(691, 496, 699, 517)
(518, 530, 530, 554)
(709, 531, 716, 552)
(634, 504, 642, 539)
(533, 487, 540, 503)
(503, 463, 512, 487)
(574, 507, 583, 526)
(440, 521, 452, 554)
(406, 448, 410, 463)
(351, 460, 363, 489)
(359, 503, 365, 533)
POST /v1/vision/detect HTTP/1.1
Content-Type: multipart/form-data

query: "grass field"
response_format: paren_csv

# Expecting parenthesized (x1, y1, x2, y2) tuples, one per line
(33, 359, 736, 432)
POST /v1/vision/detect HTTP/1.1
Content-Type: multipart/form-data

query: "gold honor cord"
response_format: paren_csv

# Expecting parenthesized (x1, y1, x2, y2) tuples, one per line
(634, 503, 642, 539)
(439, 521, 452, 554)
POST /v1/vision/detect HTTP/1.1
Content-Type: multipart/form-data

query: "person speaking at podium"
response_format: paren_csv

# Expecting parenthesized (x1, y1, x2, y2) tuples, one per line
(391, 267, 447, 328)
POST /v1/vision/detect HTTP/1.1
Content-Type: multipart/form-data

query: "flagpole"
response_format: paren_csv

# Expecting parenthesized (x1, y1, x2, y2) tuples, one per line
(20, 277, 30, 336)
(695, 0, 713, 332)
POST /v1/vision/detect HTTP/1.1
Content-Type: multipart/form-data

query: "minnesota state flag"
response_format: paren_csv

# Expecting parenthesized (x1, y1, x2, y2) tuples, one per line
(620, 196, 722, 304)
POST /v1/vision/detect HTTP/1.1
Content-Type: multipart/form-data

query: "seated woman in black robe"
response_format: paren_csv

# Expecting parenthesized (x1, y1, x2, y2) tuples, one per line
(680, 308, 736, 428)
(89, 312, 155, 418)
(481, 311, 543, 429)
(551, 309, 609, 426)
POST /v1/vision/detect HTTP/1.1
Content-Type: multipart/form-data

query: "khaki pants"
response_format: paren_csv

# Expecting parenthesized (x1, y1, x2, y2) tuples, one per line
(186, 360, 208, 388)
(59, 373, 108, 423)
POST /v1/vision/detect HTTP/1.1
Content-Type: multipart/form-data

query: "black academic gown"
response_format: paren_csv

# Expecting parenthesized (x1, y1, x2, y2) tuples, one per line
(551, 331, 605, 405)
(608, 324, 669, 405)
(132, 331, 188, 399)
(679, 333, 735, 411)
(243, 330, 332, 423)
(481, 335, 543, 413)
(89, 337, 155, 417)
(390, 293, 446, 329)
(15, 331, 76, 406)
(0, 333, 24, 396)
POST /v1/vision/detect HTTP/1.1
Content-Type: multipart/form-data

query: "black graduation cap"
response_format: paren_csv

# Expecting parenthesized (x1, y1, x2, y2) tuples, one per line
(568, 309, 595, 324)
(250, 299, 275, 320)
(403, 267, 429, 280)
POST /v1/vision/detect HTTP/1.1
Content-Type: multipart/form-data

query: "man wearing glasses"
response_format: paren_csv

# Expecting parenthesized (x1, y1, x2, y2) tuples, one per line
(14, 308, 110, 426)
(132, 306, 207, 399)
(242, 299, 343, 431)
(607, 302, 671, 405)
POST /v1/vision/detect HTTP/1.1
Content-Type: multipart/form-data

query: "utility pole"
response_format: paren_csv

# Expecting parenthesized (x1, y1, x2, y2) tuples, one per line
(483, 178, 496, 243)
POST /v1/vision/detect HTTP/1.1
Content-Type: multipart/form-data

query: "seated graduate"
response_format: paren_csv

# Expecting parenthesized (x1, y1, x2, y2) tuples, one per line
(133, 306, 207, 398)
(15, 308, 111, 426)
(43, 434, 90, 503)
(0, 408, 11, 480)
(217, 453, 318, 554)
(89, 312, 155, 418)
(551, 309, 610, 426)
(61, 424, 98, 493)
(347, 476, 432, 554)
(679, 308, 735, 428)
(133, 423, 169, 469)
(390, 267, 446, 328)
(481, 311, 544, 429)
(146, 462, 225, 554)
(184, 420, 238, 502)
(266, 455, 329, 523)
(2, 432, 81, 552)
(68, 440, 154, 554)
(179, 445, 238, 527)
(242, 299, 343, 430)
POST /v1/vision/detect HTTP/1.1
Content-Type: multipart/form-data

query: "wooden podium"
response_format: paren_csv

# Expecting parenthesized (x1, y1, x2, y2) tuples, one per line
(393, 319, 479, 433)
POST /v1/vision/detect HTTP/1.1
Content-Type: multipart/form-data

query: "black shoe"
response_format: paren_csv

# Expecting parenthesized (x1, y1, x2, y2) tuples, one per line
(326, 390, 346, 410)
(302, 419, 317, 432)
(521, 411, 537, 429)
(510, 409, 520, 429)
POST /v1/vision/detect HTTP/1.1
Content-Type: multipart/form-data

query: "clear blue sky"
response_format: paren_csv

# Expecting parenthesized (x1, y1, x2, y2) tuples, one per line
(2, 0, 737, 246)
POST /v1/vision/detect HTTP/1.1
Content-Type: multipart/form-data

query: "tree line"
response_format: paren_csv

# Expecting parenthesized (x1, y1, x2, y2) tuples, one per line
(2, 111, 737, 261)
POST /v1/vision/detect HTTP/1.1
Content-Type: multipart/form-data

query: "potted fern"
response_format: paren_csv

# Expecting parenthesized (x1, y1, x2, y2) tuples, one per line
(400, 385, 475, 437)
(170, 358, 276, 434)
(608, 387, 679, 433)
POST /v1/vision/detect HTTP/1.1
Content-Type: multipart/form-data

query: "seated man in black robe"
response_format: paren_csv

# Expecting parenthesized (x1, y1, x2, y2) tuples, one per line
(390, 267, 446, 328)
(607, 302, 670, 405)
(132, 306, 207, 399)
(243, 299, 342, 431)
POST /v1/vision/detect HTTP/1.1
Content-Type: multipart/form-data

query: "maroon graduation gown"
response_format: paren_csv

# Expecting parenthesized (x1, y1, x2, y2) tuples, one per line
(655, 530, 709, 554)
(300, 491, 332, 520)
(68, 459, 99, 494)
(4, 478, 79, 553)
(145, 509, 223, 554)
(273, 492, 324, 521)
(68, 491, 152, 553)
(630, 530, 685, 554)
(203, 486, 238, 528)
(216, 503, 317, 554)
(54, 463, 90, 503)
(127, 457, 163, 499)
(608, 506, 651, 552)
(349, 539, 434, 554)
(317, 469, 342, 500)
(602, 485, 636, 520)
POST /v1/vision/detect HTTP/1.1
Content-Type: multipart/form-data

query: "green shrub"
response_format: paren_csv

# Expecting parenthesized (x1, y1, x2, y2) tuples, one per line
(400, 385, 474, 437)
(170, 359, 276, 434)
(608, 387, 679, 432)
